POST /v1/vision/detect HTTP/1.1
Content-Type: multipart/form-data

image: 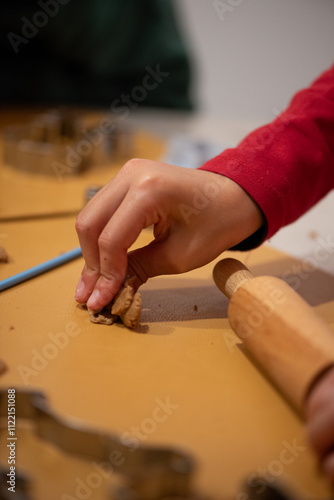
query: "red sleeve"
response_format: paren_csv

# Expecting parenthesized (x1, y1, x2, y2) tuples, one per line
(199, 64, 334, 249)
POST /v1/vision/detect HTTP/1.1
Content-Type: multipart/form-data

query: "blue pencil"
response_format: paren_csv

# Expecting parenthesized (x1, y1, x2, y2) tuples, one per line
(0, 246, 82, 292)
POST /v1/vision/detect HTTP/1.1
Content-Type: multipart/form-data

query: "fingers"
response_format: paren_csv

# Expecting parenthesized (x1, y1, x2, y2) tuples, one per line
(306, 367, 334, 488)
(75, 166, 133, 304)
(81, 180, 165, 311)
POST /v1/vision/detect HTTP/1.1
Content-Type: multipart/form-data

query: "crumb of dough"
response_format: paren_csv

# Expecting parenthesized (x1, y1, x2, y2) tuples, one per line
(86, 278, 141, 329)
(0, 246, 9, 263)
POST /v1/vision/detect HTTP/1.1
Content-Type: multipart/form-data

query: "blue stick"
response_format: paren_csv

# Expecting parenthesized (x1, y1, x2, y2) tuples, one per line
(0, 246, 82, 292)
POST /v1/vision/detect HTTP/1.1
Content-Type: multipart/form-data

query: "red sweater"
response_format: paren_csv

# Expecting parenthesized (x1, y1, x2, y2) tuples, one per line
(199, 64, 334, 250)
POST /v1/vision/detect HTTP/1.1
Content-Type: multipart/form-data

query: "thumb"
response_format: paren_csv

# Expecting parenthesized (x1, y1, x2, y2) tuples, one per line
(127, 239, 176, 291)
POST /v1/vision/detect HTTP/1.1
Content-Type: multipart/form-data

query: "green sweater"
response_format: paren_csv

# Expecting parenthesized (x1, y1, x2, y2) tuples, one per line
(1, 0, 192, 109)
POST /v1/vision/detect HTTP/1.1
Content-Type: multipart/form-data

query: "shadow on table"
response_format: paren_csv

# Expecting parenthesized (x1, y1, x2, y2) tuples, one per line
(250, 256, 334, 308)
(139, 254, 334, 333)
(140, 277, 228, 326)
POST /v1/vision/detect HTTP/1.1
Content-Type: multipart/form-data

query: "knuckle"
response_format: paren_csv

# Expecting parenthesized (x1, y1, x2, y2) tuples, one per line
(97, 233, 112, 253)
(97, 268, 125, 294)
(121, 159, 169, 206)
(84, 262, 100, 275)
(137, 172, 161, 191)
(75, 211, 91, 236)
(122, 157, 144, 172)
(101, 270, 123, 286)
(134, 174, 165, 206)
(122, 159, 163, 192)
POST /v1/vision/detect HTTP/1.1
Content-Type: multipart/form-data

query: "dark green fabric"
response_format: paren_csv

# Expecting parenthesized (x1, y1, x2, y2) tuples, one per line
(1, 0, 193, 109)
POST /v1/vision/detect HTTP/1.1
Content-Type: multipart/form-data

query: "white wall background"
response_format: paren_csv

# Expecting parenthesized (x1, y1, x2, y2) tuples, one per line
(174, 0, 334, 124)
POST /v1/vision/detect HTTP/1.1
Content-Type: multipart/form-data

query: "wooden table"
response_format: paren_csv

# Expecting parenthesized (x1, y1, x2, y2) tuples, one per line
(1, 109, 334, 500)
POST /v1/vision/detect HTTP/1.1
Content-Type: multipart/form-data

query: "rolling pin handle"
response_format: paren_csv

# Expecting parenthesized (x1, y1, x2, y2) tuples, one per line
(213, 258, 253, 300)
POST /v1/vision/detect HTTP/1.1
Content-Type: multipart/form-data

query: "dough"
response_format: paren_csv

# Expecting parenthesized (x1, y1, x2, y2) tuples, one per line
(87, 278, 141, 329)
(119, 292, 141, 329)
(111, 279, 134, 315)
(89, 309, 117, 326)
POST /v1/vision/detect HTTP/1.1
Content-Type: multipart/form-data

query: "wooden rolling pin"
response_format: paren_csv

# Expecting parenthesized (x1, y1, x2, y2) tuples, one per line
(213, 258, 334, 415)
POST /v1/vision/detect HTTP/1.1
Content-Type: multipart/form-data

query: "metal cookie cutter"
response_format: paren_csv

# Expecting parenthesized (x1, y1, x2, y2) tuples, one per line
(2, 109, 134, 177)
(0, 388, 194, 500)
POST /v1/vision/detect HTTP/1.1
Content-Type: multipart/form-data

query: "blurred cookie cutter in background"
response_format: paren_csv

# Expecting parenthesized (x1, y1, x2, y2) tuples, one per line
(0, 389, 323, 500)
(0, 388, 194, 500)
(2, 108, 134, 177)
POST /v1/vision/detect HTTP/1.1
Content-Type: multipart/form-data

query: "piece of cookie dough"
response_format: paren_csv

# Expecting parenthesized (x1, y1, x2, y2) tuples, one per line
(87, 278, 141, 329)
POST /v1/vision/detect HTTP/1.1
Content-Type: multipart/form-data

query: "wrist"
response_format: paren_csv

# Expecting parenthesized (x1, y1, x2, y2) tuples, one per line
(207, 172, 266, 250)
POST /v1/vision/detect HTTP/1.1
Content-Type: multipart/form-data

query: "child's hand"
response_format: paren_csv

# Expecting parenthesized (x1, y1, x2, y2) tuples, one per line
(75, 159, 263, 311)
(306, 366, 334, 488)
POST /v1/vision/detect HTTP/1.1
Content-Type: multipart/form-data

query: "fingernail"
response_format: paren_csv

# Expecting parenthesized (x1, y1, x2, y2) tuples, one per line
(75, 277, 85, 301)
(87, 288, 100, 309)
